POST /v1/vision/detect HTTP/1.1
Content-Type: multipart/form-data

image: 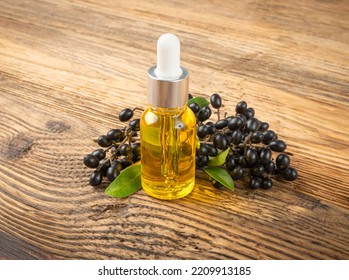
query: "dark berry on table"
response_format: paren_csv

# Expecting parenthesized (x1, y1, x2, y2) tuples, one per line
(111, 145, 120, 156)
(119, 108, 134, 122)
(264, 161, 275, 174)
(276, 153, 290, 170)
(228, 117, 243, 131)
(262, 130, 277, 144)
(261, 178, 273, 189)
(131, 153, 141, 163)
(251, 164, 265, 177)
(246, 117, 260, 132)
(259, 122, 269, 132)
(197, 106, 212, 122)
(231, 130, 243, 145)
(207, 144, 218, 156)
(97, 135, 112, 147)
(131, 142, 141, 157)
(282, 167, 298, 181)
(235, 101, 247, 114)
(107, 129, 123, 141)
(236, 155, 247, 167)
(121, 158, 133, 168)
(210, 93, 222, 109)
(91, 149, 106, 161)
(199, 143, 209, 156)
(215, 119, 228, 129)
(120, 144, 131, 156)
(129, 118, 140, 131)
(89, 170, 103, 186)
(213, 133, 229, 150)
(246, 148, 258, 166)
(230, 166, 244, 180)
(188, 102, 200, 113)
(197, 125, 208, 138)
(225, 156, 237, 171)
(205, 122, 216, 134)
(251, 131, 263, 143)
(236, 114, 247, 126)
(100, 160, 111, 177)
(107, 165, 120, 182)
(259, 148, 272, 165)
(83, 154, 99, 168)
(243, 107, 255, 119)
(249, 177, 261, 189)
(196, 155, 209, 168)
(269, 140, 287, 152)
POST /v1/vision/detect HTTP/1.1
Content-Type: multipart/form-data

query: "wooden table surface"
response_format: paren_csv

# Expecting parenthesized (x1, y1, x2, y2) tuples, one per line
(1, 0, 348, 260)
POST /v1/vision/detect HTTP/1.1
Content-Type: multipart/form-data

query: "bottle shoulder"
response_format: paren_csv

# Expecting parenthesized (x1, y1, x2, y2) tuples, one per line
(141, 106, 196, 127)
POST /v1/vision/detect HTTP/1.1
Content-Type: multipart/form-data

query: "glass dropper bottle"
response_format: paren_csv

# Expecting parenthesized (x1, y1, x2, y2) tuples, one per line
(140, 33, 196, 200)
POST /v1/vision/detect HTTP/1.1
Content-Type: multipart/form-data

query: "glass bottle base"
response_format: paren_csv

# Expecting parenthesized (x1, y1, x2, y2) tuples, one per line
(142, 178, 195, 200)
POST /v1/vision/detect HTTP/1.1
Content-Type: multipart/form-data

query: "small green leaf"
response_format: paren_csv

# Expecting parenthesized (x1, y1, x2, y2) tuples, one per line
(202, 166, 234, 190)
(208, 148, 230, 167)
(105, 164, 141, 198)
(188, 96, 209, 109)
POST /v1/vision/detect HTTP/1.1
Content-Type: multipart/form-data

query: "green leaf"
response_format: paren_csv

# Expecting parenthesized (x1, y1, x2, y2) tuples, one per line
(207, 148, 230, 167)
(202, 166, 234, 190)
(105, 164, 142, 198)
(188, 96, 209, 109)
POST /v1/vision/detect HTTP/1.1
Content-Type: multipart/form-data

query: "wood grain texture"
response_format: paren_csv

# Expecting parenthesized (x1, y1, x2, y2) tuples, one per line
(0, 0, 349, 259)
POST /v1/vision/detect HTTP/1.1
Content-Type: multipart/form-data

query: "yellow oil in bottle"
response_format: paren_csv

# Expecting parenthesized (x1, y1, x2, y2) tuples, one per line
(140, 105, 196, 200)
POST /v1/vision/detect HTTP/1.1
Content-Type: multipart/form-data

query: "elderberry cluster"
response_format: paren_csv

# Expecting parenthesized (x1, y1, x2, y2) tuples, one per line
(83, 108, 141, 186)
(191, 94, 298, 190)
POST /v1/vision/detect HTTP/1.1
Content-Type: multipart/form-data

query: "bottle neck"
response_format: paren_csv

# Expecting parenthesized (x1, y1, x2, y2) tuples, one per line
(147, 66, 189, 108)
(149, 104, 186, 116)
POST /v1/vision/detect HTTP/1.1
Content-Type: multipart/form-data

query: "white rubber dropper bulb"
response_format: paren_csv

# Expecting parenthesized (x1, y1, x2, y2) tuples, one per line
(154, 33, 183, 80)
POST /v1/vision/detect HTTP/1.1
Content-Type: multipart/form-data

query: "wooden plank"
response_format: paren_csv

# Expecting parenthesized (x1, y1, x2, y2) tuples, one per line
(0, 0, 348, 259)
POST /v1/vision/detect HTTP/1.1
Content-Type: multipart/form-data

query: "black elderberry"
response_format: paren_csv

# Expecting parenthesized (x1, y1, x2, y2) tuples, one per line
(120, 144, 131, 156)
(107, 129, 123, 141)
(249, 177, 261, 189)
(129, 118, 140, 131)
(282, 167, 298, 181)
(89, 170, 103, 186)
(259, 148, 272, 165)
(246, 117, 260, 132)
(230, 166, 244, 180)
(262, 130, 277, 144)
(91, 149, 106, 161)
(197, 125, 209, 138)
(213, 133, 229, 150)
(259, 122, 269, 132)
(188, 102, 200, 113)
(269, 140, 287, 152)
(119, 108, 134, 122)
(83, 154, 99, 168)
(210, 93, 222, 109)
(276, 153, 290, 170)
(261, 178, 273, 190)
(97, 135, 112, 147)
(215, 119, 228, 129)
(251, 131, 263, 143)
(207, 144, 218, 157)
(197, 106, 212, 122)
(228, 117, 243, 131)
(243, 107, 255, 119)
(231, 130, 243, 145)
(196, 155, 209, 168)
(235, 101, 247, 114)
